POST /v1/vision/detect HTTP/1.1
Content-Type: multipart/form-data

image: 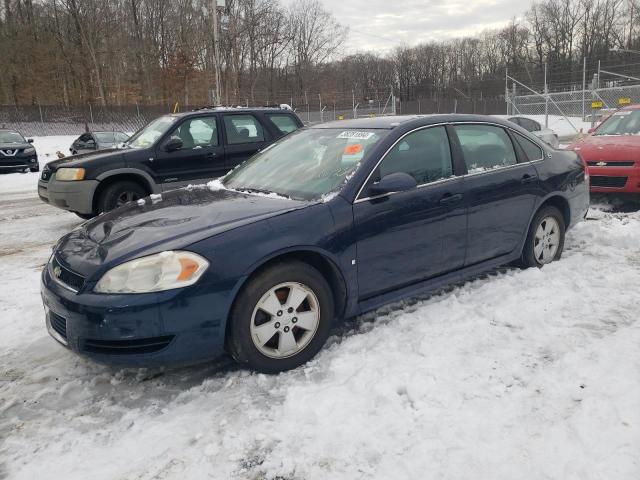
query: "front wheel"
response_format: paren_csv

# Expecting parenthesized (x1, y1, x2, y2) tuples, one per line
(97, 181, 147, 213)
(520, 206, 566, 268)
(226, 261, 335, 373)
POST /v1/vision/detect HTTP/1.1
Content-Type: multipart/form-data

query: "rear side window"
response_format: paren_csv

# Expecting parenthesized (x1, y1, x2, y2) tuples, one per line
(267, 114, 299, 136)
(514, 133, 544, 161)
(224, 115, 265, 145)
(378, 126, 453, 184)
(455, 124, 517, 174)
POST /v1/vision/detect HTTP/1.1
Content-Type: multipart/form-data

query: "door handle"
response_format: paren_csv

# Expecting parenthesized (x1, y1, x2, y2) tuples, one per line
(521, 174, 538, 184)
(206, 152, 217, 159)
(439, 193, 463, 205)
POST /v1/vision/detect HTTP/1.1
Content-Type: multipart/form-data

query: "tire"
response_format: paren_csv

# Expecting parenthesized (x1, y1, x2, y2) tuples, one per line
(97, 180, 147, 213)
(520, 205, 566, 268)
(226, 261, 335, 373)
(75, 212, 95, 220)
(30, 166, 40, 173)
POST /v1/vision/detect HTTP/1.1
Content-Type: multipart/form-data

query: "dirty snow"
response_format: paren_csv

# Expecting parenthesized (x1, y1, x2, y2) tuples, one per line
(0, 137, 639, 480)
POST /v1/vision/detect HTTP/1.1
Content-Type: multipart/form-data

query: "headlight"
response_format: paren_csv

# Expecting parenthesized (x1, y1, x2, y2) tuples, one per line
(24, 147, 36, 154)
(94, 251, 209, 294)
(56, 167, 85, 181)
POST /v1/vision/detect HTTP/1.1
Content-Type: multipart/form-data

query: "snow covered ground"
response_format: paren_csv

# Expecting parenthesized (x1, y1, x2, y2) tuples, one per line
(1, 137, 639, 480)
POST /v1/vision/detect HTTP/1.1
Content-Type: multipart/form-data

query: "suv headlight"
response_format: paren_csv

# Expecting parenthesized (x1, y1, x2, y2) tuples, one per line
(24, 147, 36, 154)
(56, 167, 85, 181)
(94, 251, 209, 294)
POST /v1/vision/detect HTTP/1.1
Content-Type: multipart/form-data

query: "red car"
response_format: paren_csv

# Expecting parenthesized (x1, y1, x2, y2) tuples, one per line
(568, 105, 640, 194)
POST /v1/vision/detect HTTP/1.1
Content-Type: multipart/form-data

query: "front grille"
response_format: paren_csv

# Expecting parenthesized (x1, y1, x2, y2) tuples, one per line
(587, 161, 635, 167)
(83, 336, 175, 355)
(590, 176, 628, 188)
(50, 257, 85, 292)
(49, 312, 67, 340)
(41, 168, 52, 181)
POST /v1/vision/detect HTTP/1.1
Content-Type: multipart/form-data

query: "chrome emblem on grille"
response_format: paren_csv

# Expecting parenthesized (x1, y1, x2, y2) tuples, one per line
(596, 161, 607, 167)
(53, 266, 62, 278)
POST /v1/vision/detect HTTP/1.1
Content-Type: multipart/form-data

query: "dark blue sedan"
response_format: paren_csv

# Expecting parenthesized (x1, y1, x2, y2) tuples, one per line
(41, 115, 589, 373)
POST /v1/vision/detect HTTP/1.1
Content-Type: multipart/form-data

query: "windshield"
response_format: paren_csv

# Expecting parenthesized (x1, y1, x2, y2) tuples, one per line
(594, 110, 640, 136)
(0, 131, 26, 144)
(126, 116, 178, 148)
(223, 128, 388, 201)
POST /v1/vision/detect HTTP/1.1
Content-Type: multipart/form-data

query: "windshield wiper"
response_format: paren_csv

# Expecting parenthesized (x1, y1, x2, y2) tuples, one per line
(235, 187, 291, 199)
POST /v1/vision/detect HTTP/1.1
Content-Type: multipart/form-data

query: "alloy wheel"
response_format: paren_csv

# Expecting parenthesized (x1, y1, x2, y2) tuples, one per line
(533, 216, 561, 264)
(250, 282, 320, 359)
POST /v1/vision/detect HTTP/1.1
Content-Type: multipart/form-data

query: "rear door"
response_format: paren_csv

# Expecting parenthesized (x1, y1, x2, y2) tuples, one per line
(222, 113, 271, 170)
(153, 115, 226, 188)
(354, 125, 467, 300)
(451, 123, 539, 266)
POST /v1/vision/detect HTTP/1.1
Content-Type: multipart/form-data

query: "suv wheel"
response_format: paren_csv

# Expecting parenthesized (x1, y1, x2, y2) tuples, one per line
(521, 205, 566, 268)
(97, 181, 147, 213)
(30, 166, 39, 173)
(226, 261, 335, 373)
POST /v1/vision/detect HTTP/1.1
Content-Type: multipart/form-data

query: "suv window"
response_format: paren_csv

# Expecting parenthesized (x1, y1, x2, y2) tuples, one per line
(378, 126, 453, 184)
(454, 124, 517, 173)
(267, 114, 298, 136)
(168, 116, 218, 149)
(79, 133, 93, 143)
(514, 133, 544, 161)
(224, 114, 265, 145)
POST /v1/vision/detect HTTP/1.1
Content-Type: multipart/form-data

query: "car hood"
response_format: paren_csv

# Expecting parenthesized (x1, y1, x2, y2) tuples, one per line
(55, 187, 309, 278)
(45, 148, 125, 170)
(0, 142, 31, 150)
(571, 135, 640, 160)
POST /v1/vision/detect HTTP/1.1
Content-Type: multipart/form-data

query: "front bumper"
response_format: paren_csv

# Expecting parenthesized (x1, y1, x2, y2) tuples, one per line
(38, 176, 99, 214)
(0, 155, 38, 170)
(588, 166, 640, 193)
(40, 264, 230, 368)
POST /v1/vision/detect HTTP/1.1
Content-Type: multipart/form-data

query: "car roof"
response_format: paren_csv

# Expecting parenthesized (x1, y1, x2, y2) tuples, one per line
(169, 106, 295, 118)
(0, 129, 21, 134)
(311, 114, 519, 130)
(621, 104, 640, 110)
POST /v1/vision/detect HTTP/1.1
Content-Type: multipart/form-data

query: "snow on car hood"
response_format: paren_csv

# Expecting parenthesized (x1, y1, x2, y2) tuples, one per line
(54, 187, 307, 277)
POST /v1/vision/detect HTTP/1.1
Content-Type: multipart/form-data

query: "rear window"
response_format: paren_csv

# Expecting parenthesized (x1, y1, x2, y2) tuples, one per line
(267, 114, 299, 136)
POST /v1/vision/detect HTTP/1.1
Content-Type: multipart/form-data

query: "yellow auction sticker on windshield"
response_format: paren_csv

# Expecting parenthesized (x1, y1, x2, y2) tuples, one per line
(337, 131, 375, 140)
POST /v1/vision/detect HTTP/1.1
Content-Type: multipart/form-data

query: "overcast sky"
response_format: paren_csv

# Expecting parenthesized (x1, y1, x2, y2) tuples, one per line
(307, 0, 535, 54)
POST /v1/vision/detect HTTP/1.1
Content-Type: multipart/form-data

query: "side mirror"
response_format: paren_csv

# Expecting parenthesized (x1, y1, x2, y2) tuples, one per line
(27, 138, 34, 143)
(165, 137, 183, 152)
(368, 172, 417, 197)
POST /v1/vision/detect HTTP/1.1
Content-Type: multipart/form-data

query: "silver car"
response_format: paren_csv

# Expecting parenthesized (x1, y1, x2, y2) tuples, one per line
(507, 117, 559, 148)
(70, 131, 129, 155)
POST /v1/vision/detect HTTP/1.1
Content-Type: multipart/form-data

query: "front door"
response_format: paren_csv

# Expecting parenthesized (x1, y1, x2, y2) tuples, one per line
(153, 115, 225, 189)
(451, 123, 539, 266)
(354, 126, 467, 300)
(222, 113, 270, 170)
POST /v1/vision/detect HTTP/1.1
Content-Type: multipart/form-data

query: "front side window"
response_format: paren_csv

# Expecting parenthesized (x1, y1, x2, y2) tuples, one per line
(224, 114, 265, 145)
(224, 128, 388, 200)
(167, 117, 218, 149)
(268, 114, 299, 136)
(454, 124, 517, 174)
(126, 115, 178, 149)
(377, 126, 453, 184)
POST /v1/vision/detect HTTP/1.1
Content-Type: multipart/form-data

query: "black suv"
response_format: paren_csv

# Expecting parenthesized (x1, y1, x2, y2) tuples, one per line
(0, 129, 39, 173)
(38, 107, 303, 218)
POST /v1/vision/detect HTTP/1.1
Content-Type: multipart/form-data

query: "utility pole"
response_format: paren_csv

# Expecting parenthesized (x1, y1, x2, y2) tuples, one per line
(211, 0, 223, 106)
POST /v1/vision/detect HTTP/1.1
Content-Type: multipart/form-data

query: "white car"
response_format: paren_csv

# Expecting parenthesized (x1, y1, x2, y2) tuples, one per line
(507, 117, 559, 148)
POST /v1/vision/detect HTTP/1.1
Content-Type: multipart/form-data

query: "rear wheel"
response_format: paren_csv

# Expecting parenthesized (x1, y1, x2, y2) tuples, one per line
(97, 181, 147, 213)
(521, 205, 566, 268)
(226, 261, 334, 373)
(75, 212, 95, 220)
(30, 166, 39, 173)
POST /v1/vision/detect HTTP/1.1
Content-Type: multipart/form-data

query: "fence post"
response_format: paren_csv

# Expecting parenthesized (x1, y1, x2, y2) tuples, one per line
(544, 63, 549, 128)
(38, 103, 45, 136)
(582, 57, 587, 121)
(418, 98, 421, 114)
(89, 103, 94, 126)
(454, 98, 457, 113)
